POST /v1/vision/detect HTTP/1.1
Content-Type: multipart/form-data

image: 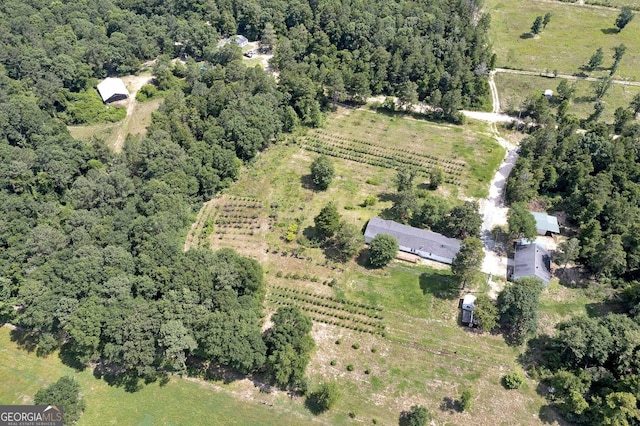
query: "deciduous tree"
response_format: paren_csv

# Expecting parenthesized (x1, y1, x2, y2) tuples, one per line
(310, 155, 334, 190)
(34, 376, 85, 425)
(368, 234, 398, 268)
(451, 237, 485, 288)
(498, 277, 543, 345)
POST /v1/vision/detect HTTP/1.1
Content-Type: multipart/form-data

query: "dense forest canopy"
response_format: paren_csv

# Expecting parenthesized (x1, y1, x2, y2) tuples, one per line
(0, 0, 492, 387)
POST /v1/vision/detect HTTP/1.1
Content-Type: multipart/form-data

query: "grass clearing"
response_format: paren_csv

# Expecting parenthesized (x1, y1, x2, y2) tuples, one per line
(495, 72, 640, 122)
(487, 0, 640, 80)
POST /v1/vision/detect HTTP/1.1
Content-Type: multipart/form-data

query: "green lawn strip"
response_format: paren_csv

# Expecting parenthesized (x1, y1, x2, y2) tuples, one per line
(495, 72, 640, 122)
(487, 0, 640, 80)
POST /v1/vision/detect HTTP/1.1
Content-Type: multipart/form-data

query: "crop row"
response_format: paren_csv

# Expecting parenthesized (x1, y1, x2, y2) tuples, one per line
(269, 291, 383, 323)
(271, 285, 383, 314)
(215, 218, 260, 225)
(302, 140, 461, 184)
(269, 298, 385, 335)
(312, 130, 466, 168)
(306, 136, 464, 173)
(217, 212, 260, 219)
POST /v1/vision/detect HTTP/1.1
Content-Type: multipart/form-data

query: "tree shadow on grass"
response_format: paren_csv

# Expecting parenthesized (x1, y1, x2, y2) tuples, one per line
(601, 27, 619, 34)
(58, 343, 87, 372)
(300, 174, 317, 190)
(419, 272, 459, 300)
(93, 364, 143, 393)
(520, 32, 534, 39)
(439, 396, 462, 413)
(304, 395, 326, 415)
(9, 327, 38, 353)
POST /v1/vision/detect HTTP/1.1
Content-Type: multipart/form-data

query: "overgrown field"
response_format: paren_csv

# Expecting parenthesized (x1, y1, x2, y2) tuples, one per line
(495, 72, 640, 122)
(487, 0, 640, 80)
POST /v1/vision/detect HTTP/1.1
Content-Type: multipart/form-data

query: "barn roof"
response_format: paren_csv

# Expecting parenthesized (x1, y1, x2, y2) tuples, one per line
(530, 211, 560, 234)
(97, 78, 128, 103)
(364, 217, 461, 261)
(512, 243, 552, 284)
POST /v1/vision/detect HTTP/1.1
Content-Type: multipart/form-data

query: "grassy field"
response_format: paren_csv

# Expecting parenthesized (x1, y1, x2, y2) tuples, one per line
(300, 106, 504, 199)
(68, 94, 162, 150)
(486, 0, 640, 80)
(0, 326, 321, 426)
(495, 72, 640, 122)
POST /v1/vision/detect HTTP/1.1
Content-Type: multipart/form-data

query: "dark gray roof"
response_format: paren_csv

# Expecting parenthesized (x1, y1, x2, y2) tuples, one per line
(512, 243, 552, 284)
(364, 217, 461, 261)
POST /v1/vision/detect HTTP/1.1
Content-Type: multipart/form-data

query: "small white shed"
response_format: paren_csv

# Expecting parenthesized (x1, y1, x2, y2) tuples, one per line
(543, 89, 553, 99)
(97, 78, 129, 103)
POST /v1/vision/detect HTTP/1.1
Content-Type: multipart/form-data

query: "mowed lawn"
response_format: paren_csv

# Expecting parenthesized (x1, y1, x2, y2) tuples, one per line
(495, 72, 640, 122)
(487, 0, 640, 80)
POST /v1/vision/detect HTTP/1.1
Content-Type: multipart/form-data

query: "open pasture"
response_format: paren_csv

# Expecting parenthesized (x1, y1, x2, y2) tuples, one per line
(487, 0, 640, 80)
(495, 72, 640, 122)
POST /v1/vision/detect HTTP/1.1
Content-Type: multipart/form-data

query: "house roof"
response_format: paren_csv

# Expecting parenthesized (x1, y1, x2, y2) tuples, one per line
(364, 217, 461, 261)
(512, 243, 552, 284)
(96, 78, 128, 102)
(233, 35, 248, 44)
(529, 211, 560, 234)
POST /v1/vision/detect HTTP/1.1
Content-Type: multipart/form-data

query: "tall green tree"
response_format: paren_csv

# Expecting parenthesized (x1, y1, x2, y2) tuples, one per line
(34, 376, 85, 425)
(507, 204, 537, 240)
(314, 203, 341, 241)
(310, 155, 335, 190)
(442, 201, 482, 239)
(474, 294, 499, 332)
(543, 12, 553, 28)
(557, 238, 580, 273)
(400, 405, 432, 426)
(615, 7, 635, 32)
(451, 237, 485, 288)
(531, 16, 544, 35)
(264, 307, 315, 389)
(368, 234, 399, 268)
(332, 221, 363, 262)
(587, 47, 604, 71)
(497, 277, 543, 345)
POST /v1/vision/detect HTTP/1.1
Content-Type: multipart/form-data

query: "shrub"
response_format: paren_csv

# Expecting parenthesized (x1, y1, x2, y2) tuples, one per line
(330, 359, 337, 366)
(352, 342, 360, 350)
(310, 155, 335, 190)
(364, 368, 371, 375)
(136, 84, 159, 102)
(362, 196, 377, 207)
(335, 339, 342, 345)
(371, 347, 377, 353)
(399, 405, 431, 426)
(503, 371, 525, 389)
(346, 364, 354, 371)
(310, 381, 341, 412)
(460, 388, 473, 411)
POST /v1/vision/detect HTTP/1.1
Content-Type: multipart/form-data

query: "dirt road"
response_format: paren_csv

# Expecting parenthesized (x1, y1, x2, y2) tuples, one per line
(113, 73, 153, 152)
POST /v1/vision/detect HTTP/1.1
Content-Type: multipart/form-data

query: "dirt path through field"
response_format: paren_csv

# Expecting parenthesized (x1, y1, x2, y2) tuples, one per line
(113, 73, 153, 152)
(475, 73, 519, 298)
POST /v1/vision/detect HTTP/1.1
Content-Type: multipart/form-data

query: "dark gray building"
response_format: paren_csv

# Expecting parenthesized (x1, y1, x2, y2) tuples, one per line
(364, 217, 461, 264)
(511, 242, 552, 285)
